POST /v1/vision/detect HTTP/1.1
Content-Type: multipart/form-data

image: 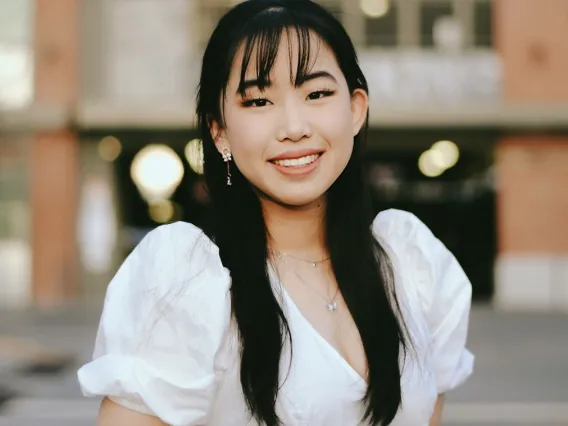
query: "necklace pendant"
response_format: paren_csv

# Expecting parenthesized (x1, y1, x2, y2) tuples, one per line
(311, 262, 317, 268)
(327, 301, 338, 312)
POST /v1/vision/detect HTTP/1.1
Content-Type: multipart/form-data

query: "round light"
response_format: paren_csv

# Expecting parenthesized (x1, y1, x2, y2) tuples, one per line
(130, 144, 184, 203)
(418, 150, 445, 178)
(431, 140, 460, 169)
(149, 200, 175, 224)
(360, 0, 390, 19)
(184, 138, 204, 175)
(427, 148, 447, 169)
(98, 136, 122, 162)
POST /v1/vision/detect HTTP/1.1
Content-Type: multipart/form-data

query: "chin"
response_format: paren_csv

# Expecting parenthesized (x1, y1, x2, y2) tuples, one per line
(268, 188, 328, 208)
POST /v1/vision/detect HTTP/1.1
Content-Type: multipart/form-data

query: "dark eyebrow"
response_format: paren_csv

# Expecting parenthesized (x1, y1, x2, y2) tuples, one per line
(294, 70, 338, 87)
(237, 79, 272, 94)
(237, 70, 338, 94)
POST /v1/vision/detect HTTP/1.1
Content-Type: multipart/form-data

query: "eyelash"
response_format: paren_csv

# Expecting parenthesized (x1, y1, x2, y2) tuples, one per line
(241, 88, 336, 107)
(307, 89, 336, 100)
(241, 98, 268, 108)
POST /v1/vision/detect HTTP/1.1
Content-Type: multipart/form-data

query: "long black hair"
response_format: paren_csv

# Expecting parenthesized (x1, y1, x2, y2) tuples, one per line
(196, 1, 410, 425)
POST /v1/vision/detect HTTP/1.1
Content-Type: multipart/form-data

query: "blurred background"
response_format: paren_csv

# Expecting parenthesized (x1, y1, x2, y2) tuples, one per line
(0, 0, 567, 425)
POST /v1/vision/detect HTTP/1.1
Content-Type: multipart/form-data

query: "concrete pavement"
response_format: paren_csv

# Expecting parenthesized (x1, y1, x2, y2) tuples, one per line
(0, 303, 566, 425)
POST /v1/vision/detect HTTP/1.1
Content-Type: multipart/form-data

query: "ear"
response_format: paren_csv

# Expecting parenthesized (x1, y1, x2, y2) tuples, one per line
(350, 88, 369, 136)
(209, 119, 230, 155)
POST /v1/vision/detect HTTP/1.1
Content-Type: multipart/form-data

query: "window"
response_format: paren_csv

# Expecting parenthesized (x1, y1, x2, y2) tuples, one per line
(197, 1, 344, 49)
(474, 1, 493, 47)
(420, 1, 454, 47)
(365, 4, 398, 47)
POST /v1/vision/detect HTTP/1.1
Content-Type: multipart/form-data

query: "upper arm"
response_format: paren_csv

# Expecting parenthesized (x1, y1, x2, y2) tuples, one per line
(78, 223, 232, 425)
(405, 212, 474, 393)
(373, 209, 474, 393)
(97, 398, 168, 426)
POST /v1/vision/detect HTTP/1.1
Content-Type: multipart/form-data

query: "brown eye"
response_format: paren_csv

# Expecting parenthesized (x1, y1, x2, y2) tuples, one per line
(242, 98, 270, 107)
(307, 90, 335, 100)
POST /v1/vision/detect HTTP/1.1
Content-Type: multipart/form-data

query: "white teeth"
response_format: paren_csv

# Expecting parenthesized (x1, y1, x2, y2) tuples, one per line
(273, 154, 320, 167)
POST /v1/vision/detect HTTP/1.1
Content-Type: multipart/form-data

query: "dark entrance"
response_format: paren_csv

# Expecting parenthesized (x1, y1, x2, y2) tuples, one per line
(366, 128, 498, 301)
(83, 126, 497, 301)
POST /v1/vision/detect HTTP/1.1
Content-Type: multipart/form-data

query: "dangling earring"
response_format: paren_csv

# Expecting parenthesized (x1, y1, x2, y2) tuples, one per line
(221, 147, 232, 186)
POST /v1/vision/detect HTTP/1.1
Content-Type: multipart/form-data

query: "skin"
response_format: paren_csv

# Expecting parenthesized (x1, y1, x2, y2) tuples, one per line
(430, 395, 445, 426)
(96, 31, 445, 426)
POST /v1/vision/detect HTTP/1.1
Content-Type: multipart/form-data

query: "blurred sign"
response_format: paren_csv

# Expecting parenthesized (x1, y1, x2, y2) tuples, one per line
(359, 51, 501, 106)
(369, 163, 494, 203)
(103, 0, 196, 102)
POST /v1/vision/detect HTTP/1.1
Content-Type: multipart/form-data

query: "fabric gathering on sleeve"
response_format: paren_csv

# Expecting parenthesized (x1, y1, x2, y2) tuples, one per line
(77, 221, 232, 426)
(373, 209, 475, 395)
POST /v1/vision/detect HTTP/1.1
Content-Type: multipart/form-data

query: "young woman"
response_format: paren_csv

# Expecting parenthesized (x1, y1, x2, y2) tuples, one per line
(78, 1, 474, 425)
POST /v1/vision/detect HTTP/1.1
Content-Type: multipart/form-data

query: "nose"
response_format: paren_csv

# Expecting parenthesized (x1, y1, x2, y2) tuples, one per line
(276, 99, 312, 142)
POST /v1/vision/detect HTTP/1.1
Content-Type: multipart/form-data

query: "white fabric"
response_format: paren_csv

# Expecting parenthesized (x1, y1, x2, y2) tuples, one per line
(78, 209, 474, 426)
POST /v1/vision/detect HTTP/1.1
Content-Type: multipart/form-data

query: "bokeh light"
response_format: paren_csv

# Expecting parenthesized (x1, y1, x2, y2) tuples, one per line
(185, 138, 204, 175)
(130, 144, 184, 203)
(432, 140, 460, 169)
(418, 150, 445, 178)
(148, 200, 175, 223)
(97, 136, 122, 162)
(418, 140, 460, 177)
(360, 0, 390, 19)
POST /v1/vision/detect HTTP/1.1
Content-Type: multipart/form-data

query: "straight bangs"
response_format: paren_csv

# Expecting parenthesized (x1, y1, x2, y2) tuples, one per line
(225, 8, 323, 99)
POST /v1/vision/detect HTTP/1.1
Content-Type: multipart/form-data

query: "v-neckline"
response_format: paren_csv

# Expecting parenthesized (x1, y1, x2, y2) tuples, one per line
(268, 264, 368, 387)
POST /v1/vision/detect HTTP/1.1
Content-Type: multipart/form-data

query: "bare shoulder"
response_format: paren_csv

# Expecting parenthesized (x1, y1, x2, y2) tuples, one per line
(97, 398, 167, 426)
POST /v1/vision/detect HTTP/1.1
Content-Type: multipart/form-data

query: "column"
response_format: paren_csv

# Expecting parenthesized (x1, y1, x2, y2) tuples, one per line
(494, 0, 568, 311)
(31, 0, 79, 307)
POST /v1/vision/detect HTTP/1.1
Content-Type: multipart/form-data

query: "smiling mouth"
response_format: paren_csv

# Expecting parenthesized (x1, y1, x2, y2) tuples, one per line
(270, 153, 322, 168)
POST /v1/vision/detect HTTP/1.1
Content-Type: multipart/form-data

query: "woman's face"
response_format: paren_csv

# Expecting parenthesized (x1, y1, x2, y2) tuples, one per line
(213, 31, 368, 207)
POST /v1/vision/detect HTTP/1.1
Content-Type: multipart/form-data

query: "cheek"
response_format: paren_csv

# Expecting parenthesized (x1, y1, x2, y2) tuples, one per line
(224, 112, 271, 179)
(225, 112, 266, 155)
(318, 101, 355, 148)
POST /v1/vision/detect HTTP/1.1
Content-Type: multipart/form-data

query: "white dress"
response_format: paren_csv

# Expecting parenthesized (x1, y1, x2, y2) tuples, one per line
(78, 209, 474, 426)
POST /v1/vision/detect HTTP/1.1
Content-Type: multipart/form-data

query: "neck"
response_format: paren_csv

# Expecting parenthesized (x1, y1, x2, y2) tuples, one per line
(262, 196, 327, 260)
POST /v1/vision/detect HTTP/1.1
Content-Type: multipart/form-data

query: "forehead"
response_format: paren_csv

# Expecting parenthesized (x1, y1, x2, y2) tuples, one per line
(228, 28, 341, 87)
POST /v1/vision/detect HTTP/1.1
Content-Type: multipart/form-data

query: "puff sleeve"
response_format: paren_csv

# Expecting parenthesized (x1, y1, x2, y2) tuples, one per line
(77, 222, 232, 426)
(373, 209, 474, 394)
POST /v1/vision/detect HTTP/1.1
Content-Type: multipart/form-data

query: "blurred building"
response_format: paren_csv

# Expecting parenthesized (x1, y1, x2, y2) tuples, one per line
(1, 0, 567, 310)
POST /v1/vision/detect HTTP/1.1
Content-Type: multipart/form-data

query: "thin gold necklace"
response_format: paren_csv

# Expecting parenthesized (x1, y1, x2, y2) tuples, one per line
(271, 251, 339, 312)
(271, 249, 330, 268)
(291, 269, 340, 312)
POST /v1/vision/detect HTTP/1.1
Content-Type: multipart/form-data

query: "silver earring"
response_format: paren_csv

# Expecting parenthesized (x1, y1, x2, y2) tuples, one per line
(222, 147, 232, 186)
